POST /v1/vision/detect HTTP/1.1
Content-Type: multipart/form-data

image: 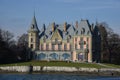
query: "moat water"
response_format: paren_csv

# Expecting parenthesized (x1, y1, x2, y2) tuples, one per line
(0, 74, 120, 80)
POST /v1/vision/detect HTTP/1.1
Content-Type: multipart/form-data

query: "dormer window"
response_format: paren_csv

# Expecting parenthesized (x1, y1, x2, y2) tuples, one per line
(49, 31, 52, 35)
(32, 24, 34, 28)
(76, 31, 78, 35)
(55, 38, 58, 44)
(87, 31, 89, 34)
(82, 28, 85, 34)
(69, 35, 71, 39)
(65, 31, 69, 35)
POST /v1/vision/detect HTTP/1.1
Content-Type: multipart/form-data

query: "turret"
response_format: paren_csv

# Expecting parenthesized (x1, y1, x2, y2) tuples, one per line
(64, 22, 67, 32)
(28, 15, 39, 50)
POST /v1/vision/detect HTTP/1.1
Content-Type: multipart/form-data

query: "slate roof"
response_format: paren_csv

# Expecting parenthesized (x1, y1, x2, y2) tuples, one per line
(28, 15, 40, 33)
(29, 18, 92, 40)
(75, 20, 92, 35)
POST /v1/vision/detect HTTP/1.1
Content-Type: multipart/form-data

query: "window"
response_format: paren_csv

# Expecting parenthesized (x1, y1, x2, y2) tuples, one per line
(41, 44, 43, 50)
(58, 44, 61, 50)
(76, 31, 78, 35)
(86, 44, 89, 49)
(64, 44, 67, 51)
(81, 37, 83, 41)
(70, 44, 72, 50)
(67, 38, 69, 43)
(75, 37, 77, 42)
(75, 44, 77, 49)
(80, 37, 84, 49)
(32, 24, 34, 28)
(86, 37, 89, 49)
(30, 44, 33, 49)
(81, 31, 82, 34)
(46, 44, 49, 50)
(55, 38, 58, 44)
(81, 28, 85, 35)
(87, 37, 89, 42)
(31, 38, 33, 42)
(52, 44, 55, 50)
(87, 31, 89, 35)
(43, 37, 46, 43)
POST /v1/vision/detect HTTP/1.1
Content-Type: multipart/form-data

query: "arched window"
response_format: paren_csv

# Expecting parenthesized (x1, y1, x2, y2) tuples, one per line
(30, 44, 33, 49)
(31, 38, 33, 42)
(62, 53, 70, 60)
(50, 53, 58, 60)
(38, 53, 46, 60)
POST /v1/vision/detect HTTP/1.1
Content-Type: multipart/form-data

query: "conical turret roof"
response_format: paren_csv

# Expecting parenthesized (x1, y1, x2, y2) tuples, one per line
(28, 15, 40, 33)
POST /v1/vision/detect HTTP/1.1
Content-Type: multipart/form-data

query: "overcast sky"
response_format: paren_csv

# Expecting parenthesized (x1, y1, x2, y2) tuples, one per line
(0, 0, 120, 39)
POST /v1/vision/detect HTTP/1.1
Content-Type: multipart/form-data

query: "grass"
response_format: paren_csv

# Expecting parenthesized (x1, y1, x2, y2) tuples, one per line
(0, 61, 120, 68)
(103, 63, 120, 68)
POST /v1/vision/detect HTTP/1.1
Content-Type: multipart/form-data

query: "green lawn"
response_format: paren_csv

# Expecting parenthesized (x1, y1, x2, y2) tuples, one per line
(103, 63, 120, 68)
(0, 61, 120, 69)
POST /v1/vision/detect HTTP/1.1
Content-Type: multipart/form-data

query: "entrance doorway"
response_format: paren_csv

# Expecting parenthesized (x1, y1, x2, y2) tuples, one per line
(78, 53, 84, 61)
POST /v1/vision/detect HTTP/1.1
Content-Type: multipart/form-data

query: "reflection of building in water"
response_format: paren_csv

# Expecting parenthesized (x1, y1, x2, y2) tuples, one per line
(28, 15, 101, 62)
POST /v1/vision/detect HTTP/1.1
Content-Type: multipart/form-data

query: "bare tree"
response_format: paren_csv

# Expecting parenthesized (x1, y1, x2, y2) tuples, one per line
(1, 30, 14, 47)
(98, 22, 120, 64)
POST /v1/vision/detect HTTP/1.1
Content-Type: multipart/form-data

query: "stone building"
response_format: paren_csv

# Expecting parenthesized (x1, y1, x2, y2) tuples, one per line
(28, 15, 101, 62)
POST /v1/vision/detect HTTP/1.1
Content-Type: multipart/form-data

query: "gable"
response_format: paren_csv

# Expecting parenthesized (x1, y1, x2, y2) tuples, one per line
(51, 29, 62, 40)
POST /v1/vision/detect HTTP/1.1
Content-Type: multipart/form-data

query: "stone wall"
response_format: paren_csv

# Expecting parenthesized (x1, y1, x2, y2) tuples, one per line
(0, 66, 120, 73)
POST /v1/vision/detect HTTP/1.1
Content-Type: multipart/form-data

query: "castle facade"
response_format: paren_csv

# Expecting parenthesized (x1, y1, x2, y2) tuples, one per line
(28, 15, 101, 62)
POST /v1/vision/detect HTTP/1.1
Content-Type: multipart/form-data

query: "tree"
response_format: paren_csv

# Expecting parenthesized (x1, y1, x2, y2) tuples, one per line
(0, 29, 17, 63)
(97, 23, 109, 62)
(97, 22, 120, 64)
(17, 33, 31, 61)
(107, 33, 120, 64)
(17, 34, 28, 47)
(1, 30, 14, 47)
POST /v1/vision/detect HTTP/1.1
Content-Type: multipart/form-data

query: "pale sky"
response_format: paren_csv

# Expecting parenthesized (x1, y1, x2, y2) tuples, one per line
(0, 0, 120, 39)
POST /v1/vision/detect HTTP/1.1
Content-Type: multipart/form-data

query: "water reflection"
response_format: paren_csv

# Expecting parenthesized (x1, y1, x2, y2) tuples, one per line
(0, 74, 119, 80)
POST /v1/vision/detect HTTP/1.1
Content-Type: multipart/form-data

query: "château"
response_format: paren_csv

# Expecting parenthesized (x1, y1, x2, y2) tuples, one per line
(28, 15, 101, 62)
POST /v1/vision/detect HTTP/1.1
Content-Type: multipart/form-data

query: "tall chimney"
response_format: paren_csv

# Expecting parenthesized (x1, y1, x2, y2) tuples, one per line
(76, 21, 78, 28)
(64, 22, 67, 32)
(52, 22, 55, 32)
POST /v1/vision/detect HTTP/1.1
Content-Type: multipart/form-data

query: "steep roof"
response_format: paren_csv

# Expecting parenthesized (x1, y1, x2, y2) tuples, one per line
(38, 20, 92, 40)
(39, 23, 76, 40)
(28, 15, 40, 33)
(75, 20, 92, 36)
